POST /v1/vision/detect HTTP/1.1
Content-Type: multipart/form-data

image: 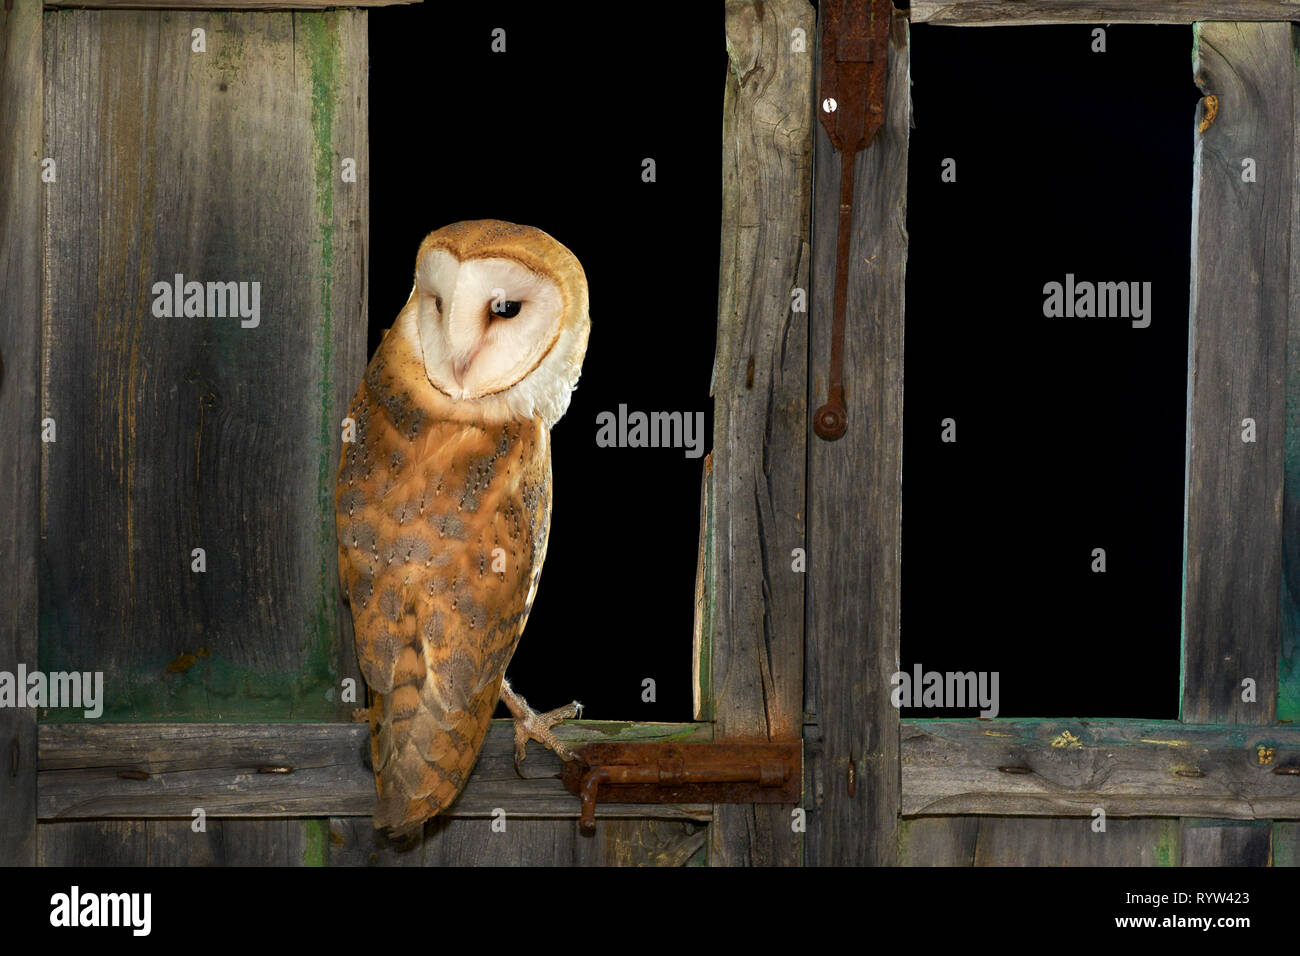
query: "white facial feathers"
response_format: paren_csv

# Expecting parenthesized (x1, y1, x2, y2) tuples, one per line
(417, 250, 563, 400)
(408, 238, 588, 428)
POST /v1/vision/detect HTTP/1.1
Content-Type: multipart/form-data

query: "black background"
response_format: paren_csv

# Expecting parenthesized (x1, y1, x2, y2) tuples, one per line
(369, 11, 1200, 721)
(368, 5, 724, 720)
(903, 23, 1200, 717)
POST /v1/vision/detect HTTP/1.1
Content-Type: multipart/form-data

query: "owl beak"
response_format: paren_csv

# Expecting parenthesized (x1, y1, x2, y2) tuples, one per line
(452, 344, 482, 388)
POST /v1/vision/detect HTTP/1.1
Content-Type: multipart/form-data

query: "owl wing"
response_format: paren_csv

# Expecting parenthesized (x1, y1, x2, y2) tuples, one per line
(336, 336, 551, 836)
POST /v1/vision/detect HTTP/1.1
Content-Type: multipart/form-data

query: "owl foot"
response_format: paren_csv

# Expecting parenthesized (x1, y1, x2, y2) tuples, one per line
(500, 678, 584, 776)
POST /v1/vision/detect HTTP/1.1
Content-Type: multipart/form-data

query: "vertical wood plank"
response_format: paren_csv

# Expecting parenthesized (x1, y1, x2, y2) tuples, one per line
(148, 819, 327, 865)
(1281, 21, 1300, 727)
(1183, 22, 1294, 866)
(1271, 822, 1300, 865)
(38, 821, 149, 865)
(1279, 17, 1300, 869)
(805, 6, 909, 866)
(0, 0, 42, 867)
(712, 0, 813, 866)
(693, 453, 714, 721)
(328, 817, 425, 866)
(973, 818, 1178, 867)
(1180, 819, 1271, 866)
(901, 817, 1178, 867)
(417, 818, 706, 866)
(1182, 21, 1294, 727)
(40, 9, 367, 720)
(899, 817, 981, 866)
(422, 818, 585, 866)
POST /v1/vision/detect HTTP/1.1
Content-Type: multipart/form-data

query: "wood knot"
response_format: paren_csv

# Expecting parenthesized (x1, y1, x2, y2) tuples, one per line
(1198, 95, 1218, 134)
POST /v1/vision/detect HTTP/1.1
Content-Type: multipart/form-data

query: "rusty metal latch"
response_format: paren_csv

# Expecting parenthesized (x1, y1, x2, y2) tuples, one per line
(561, 742, 802, 831)
(813, 0, 893, 441)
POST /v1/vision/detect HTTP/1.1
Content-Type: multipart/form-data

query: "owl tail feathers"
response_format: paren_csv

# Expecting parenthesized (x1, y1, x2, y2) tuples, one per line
(374, 795, 433, 840)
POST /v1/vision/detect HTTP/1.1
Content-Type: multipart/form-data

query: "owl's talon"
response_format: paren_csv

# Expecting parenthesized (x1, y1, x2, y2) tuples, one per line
(501, 680, 584, 771)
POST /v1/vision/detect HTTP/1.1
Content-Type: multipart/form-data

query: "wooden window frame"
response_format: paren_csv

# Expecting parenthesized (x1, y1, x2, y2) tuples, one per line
(6, 0, 1300, 867)
(819, 1, 1300, 865)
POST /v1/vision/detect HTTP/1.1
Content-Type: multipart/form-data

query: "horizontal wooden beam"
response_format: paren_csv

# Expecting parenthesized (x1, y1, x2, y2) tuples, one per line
(39, 720, 712, 821)
(911, 0, 1300, 26)
(903, 720, 1300, 819)
(44, 0, 415, 8)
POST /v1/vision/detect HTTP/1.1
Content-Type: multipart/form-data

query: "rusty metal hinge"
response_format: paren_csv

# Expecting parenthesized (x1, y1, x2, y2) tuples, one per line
(813, 0, 893, 442)
(561, 742, 802, 831)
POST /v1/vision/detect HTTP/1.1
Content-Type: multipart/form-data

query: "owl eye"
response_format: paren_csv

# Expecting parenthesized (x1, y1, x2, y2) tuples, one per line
(491, 299, 523, 319)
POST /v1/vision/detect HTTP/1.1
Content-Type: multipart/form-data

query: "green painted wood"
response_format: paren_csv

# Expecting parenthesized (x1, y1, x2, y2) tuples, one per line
(39, 9, 368, 720)
(0, 0, 43, 867)
(1272, 822, 1300, 865)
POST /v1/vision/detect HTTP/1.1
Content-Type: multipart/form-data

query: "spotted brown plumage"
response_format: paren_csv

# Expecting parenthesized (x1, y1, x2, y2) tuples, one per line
(335, 221, 590, 836)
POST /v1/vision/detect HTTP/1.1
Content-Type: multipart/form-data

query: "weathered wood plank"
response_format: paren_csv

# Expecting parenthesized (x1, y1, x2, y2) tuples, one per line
(38, 821, 149, 865)
(693, 453, 714, 722)
(328, 817, 425, 865)
(712, 0, 812, 867)
(899, 817, 981, 866)
(587, 819, 708, 866)
(903, 720, 1300, 819)
(417, 817, 706, 867)
(47, 0, 413, 7)
(1274, 16, 1300, 866)
(1180, 818, 1271, 865)
(422, 817, 589, 866)
(1182, 22, 1294, 727)
(40, 9, 367, 721)
(911, 0, 1300, 25)
(1272, 821, 1300, 865)
(901, 817, 1178, 865)
(0, 0, 42, 868)
(1182, 20, 1298, 867)
(805, 6, 909, 866)
(148, 818, 327, 865)
(38, 721, 713, 820)
(977, 818, 1177, 866)
(1282, 20, 1300, 728)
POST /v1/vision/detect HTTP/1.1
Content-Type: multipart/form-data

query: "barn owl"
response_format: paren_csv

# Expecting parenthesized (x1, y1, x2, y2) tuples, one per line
(336, 220, 591, 837)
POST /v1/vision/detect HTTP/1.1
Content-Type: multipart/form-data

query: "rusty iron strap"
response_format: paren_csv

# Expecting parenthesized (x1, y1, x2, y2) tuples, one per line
(813, 0, 893, 441)
(561, 742, 801, 831)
